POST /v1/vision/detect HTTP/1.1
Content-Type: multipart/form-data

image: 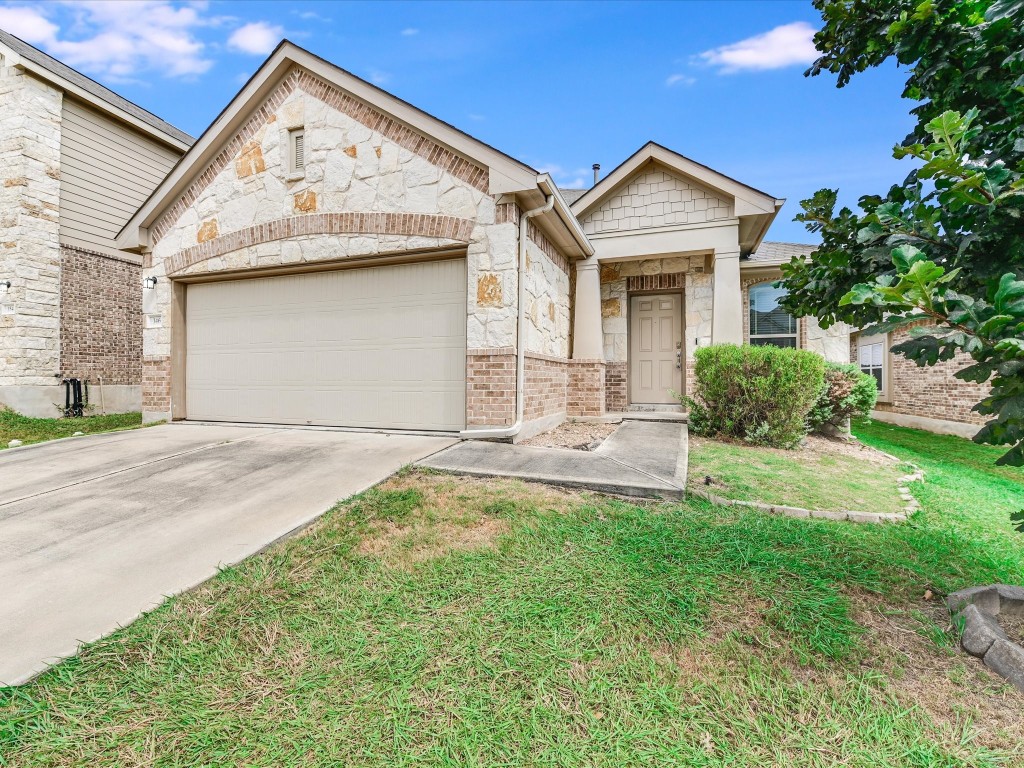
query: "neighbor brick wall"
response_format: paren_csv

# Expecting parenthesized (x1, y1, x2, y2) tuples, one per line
(142, 356, 171, 413)
(605, 361, 627, 412)
(59, 245, 142, 385)
(855, 323, 989, 425)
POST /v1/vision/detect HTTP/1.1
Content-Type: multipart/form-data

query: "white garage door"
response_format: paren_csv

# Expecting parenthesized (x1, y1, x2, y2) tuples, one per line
(185, 259, 467, 431)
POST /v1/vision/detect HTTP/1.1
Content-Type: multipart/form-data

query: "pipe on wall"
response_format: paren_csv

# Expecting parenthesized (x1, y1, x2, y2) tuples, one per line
(459, 192, 554, 440)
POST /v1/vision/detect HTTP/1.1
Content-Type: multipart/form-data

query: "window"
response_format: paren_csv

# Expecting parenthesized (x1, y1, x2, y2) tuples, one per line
(858, 333, 889, 400)
(748, 282, 798, 348)
(289, 128, 305, 174)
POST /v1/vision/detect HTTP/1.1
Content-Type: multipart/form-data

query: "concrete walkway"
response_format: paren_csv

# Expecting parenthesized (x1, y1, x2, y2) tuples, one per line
(0, 424, 454, 685)
(418, 420, 687, 498)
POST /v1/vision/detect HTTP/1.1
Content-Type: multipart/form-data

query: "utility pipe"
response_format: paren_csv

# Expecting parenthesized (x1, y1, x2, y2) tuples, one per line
(459, 192, 554, 440)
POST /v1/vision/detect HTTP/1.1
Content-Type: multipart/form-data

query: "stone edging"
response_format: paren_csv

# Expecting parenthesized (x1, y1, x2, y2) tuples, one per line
(947, 585, 1024, 692)
(688, 464, 924, 525)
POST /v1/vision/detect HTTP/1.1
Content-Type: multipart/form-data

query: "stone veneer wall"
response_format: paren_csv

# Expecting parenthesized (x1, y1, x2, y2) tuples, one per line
(59, 245, 142, 385)
(854, 324, 988, 426)
(581, 164, 734, 235)
(142, 66, 536, 421)
(0, 60, 63, 391)
(599, 254, 711, 410)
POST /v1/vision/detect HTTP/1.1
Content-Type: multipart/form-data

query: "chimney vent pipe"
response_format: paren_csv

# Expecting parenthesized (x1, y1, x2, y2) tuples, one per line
(592, 163, 601, 186)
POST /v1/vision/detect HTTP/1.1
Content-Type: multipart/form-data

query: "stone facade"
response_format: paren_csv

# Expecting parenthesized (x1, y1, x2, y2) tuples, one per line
(59, 245, 142, 385)
(0, 61, 63, 391)
(142, 66, 573, 427)
(598, 254, 711, 408)
(581, 164, 733, 235)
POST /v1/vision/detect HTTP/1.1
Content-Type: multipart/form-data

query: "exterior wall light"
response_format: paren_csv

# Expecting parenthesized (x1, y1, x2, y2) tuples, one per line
(143, 276, 158, 290)
(0, 280, 10, 293)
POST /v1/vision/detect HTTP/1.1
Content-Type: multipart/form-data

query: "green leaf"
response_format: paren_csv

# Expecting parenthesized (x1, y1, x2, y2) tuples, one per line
(891, 244, 926, 273)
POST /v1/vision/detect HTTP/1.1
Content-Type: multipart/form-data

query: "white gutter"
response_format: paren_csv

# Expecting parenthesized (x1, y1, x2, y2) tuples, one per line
(459, 192, 554, 440)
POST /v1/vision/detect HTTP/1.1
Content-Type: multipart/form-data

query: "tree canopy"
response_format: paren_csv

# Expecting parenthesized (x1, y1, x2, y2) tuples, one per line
(778, 0, 1024, 480)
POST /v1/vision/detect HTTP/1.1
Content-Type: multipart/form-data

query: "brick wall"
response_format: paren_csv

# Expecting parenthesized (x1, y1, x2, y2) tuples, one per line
(142, 356, 171, 413)
(856, 324, 989, 426)
(567, 361, 605, 417)
(466, 348, 516, 426)
(59, 245, 142, 385)
(605, 361, 627, 412)
(524, 353, 568, 422)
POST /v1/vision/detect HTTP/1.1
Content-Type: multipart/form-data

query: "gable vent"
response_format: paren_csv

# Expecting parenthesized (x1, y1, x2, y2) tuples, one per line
(290, 128, 305, 172)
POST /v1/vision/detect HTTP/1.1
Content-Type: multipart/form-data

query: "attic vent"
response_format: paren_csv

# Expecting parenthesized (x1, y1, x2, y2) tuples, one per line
(290, 128, 305, 173)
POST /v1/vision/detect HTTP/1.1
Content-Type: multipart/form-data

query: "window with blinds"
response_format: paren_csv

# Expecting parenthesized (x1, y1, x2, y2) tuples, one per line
(289, 128, 305, 173)
(748, 282, 798, 348)
(858, 333, 889, 399)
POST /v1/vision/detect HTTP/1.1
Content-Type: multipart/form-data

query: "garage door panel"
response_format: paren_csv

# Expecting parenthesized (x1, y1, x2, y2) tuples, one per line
(186, 259, 467, 431)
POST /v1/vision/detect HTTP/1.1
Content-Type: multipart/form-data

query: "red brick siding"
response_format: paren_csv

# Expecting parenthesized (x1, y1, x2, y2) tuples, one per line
(524, 354, 568, 421)
(142, 356, 171, 412)
(567, 361, 605, 416)
(856, 323, 989, 425)
(605, 361, 627, 412)
(59, 245, 141, 385)
(466, 349, 516, 426)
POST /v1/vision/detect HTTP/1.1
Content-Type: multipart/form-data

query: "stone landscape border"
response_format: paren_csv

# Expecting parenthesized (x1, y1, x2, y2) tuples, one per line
(688, 464, 924, 525)
(947, 585, 1024, 692)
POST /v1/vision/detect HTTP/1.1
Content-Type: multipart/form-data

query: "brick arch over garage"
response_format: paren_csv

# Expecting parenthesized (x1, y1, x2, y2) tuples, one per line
(162, 212, 474, 275)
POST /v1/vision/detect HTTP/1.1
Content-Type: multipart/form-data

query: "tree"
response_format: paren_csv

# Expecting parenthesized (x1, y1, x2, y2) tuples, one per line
(778, 0, 1024, 490)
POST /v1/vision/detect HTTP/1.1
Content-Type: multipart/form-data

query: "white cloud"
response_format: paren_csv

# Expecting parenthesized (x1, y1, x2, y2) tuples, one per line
(227, 21, 284, 55)
(401, 27, 418, 36)
(697, 21, 818, 74)
(665, 73, 696, 87)
(467, 113, 485, 122)
(533, 162, 592, 189)
(0, 5, 58, 43)
(0, 1, 216, 80)
(367, 68, 391, 85)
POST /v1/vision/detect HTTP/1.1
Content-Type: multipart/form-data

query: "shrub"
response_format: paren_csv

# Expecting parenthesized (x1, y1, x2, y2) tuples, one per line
(684, 343, 826, 448)
(809, 362, 878, 434)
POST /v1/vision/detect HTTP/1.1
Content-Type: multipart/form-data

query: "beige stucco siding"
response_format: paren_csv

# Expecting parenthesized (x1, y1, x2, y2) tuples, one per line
(58, 99, 180, 259)
(581, 163, 734, 235)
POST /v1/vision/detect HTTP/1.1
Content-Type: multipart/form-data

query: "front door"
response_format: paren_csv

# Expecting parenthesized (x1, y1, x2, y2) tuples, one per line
(629, 293, 682, 404)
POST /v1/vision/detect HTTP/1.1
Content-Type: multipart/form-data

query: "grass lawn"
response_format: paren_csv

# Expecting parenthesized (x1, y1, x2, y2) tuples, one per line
(0, 409, 143, 448)
(687, 432, 910, 514)
(1, 421, 1023, 766)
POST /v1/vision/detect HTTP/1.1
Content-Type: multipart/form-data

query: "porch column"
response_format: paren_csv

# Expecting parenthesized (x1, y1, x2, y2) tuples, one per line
(573, 256, 604, 360)
(711, 249, 742, 345)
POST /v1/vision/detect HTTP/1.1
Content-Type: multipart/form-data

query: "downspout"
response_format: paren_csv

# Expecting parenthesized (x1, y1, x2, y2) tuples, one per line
(460, 192, 554, 439)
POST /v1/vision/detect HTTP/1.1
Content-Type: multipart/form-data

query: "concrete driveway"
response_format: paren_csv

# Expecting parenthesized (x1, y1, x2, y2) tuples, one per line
(0, 424, 454, 685)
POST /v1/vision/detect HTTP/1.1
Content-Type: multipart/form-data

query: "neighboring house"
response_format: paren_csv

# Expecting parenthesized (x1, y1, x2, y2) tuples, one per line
(113, 40, 856, 438)
(0, 29, 191, 417)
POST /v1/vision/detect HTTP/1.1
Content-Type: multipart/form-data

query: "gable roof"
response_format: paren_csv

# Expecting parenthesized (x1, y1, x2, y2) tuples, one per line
(117, 39, 563, 253)
(571, 142, 782, 220)
(0, 27, 192, 150)
(747, 241, 818, 264)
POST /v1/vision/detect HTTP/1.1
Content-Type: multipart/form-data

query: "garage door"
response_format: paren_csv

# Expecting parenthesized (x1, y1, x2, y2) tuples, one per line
(185, 258, 467, 431)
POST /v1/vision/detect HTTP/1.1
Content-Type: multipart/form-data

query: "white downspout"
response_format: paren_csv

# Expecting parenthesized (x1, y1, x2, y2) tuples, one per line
(460, 193, 554, 440)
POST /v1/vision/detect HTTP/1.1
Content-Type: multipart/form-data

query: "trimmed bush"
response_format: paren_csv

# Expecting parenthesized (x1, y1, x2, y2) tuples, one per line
(684, 343, 826, 448)
(809, 362, 879, 434)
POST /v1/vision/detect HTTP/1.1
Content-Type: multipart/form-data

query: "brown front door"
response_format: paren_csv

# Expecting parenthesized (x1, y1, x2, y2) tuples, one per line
(629, 293, 682, 404)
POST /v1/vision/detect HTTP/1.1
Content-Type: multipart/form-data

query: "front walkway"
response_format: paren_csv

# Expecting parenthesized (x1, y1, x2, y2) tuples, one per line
(0, 424, 455, 685)
(418, 420, 687, 498)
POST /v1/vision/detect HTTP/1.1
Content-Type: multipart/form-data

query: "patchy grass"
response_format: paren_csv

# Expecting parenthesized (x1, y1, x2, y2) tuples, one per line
(687, 433, 909, 514)
(0, 409, 143, 448)
(1, 426, 1023, 766)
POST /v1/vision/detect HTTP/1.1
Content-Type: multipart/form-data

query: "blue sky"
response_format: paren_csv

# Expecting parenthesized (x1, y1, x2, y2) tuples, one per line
(0, 0, 914, 243)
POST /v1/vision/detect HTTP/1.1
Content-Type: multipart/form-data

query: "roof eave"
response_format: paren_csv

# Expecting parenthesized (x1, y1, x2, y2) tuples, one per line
(0, 40, 191, 153)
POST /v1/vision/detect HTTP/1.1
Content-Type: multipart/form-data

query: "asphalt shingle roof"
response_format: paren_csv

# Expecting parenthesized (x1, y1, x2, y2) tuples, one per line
(0, 27, 194, 146)
(748, 241, 818, 263)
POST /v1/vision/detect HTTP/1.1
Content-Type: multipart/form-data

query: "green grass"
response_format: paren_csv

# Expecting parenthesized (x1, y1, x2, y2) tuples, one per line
(687, 433, 909, 514)
(0, 409, 143, 448)
(1, 423, 1022, 766)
